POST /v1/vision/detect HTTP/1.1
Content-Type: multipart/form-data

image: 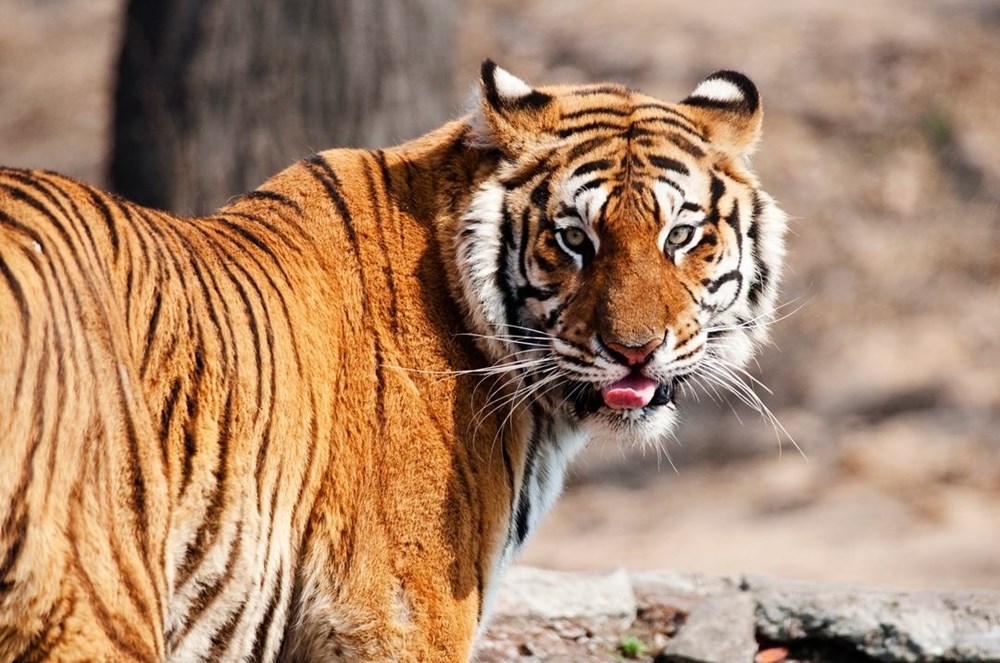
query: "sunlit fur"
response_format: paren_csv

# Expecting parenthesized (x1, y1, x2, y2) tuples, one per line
(0, 63, 785, 661)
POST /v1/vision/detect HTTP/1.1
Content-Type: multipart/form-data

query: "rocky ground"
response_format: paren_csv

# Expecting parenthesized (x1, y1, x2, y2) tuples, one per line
(1, 0, 997, 601)
(478, 567, 1000, 662)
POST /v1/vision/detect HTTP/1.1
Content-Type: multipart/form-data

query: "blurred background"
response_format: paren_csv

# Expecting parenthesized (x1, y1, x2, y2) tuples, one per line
(1, 0, 997, 590)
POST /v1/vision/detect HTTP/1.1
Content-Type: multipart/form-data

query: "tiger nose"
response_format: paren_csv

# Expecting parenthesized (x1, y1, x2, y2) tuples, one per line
(603, 336, 665, 366)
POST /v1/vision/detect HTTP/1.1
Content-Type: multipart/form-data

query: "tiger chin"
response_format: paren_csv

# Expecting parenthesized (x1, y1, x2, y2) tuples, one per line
(0, 61, 786, 662)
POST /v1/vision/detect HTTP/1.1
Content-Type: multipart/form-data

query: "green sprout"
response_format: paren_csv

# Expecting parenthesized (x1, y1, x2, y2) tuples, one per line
(619, 634, 647, 659)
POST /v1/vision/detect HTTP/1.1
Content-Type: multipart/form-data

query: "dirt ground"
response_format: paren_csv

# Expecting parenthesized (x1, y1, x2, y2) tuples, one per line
(1, 0, 997, 591)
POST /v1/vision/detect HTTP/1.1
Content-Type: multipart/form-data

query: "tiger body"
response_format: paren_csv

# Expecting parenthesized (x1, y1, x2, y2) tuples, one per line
(0, 63, 786, 661)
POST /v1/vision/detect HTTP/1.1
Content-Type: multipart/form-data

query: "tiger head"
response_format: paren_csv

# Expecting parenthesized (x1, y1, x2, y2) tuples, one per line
(456, 61, 787, 446)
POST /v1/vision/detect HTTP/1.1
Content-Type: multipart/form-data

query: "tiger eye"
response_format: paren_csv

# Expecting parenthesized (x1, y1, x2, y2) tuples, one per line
(666, 225, 695, 247)
(561, 227, 588, 249)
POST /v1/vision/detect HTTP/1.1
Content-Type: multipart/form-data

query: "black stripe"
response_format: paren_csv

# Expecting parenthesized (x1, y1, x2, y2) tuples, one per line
(248, 568, 283, 662)
(116, 368, 152, 572)
(240, 190, 302, 214)
(1, 184, 92, 275)
(648, 155, 689, 176)
(501, 151, 555, 190)
(0, 326, 49, 591)
(657, 176, 684, 196)
(570, 159, 614, 182)
(224, 210, 303, 255)
(139, 290, 162, 375)
(215, 219, 294, 285)
(631, 103, 705, 139)
(517, 284, 556, 302)
(557, 121, 624, 138)
(363, 157, 401, 336)
(17, 174, 106, 277)
(204, 232, 280, 492)
(706, 174, 726, 226)
(702, 269, 742, 294)
(87, 189, 121, 261)
(746, 192, 769, 308)
(569, 84, 627, 97)
(174, 521, 245, 646)
(497, 202, 521, 332)
(176, 389, 235, 587)
(513, 409, 545, 546)
(180, 345, 206, 501)
(304, 155, 359, 248)
(542, 298, 570, 329)
(159, 379, 182, 462)
(561, 106, 630, 121)
(306, 154, 388, 427)
(665, 132, 706, 158)
(208, 591, 249, 659)
(109, 197, 152, 277)
(633, 117, 708, 148)
(0, 251, 30, 400)
(575, 178, 606, 194)
(567, 135, 613, 161)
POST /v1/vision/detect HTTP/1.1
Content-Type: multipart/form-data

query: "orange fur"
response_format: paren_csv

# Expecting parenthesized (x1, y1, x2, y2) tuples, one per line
(0, 63, 786, 661)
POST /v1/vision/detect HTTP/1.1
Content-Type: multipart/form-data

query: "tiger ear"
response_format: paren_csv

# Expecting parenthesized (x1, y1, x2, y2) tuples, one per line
(680, 70, 763, 156)
(470, 59, 556, 153)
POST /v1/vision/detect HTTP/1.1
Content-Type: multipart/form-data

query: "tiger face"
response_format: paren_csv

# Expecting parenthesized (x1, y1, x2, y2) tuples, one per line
(458, 62, 786, 446)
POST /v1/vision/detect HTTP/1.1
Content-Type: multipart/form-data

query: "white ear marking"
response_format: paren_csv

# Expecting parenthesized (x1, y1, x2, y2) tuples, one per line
(493, 66, 533, 100)
(691, 77, 745, 104)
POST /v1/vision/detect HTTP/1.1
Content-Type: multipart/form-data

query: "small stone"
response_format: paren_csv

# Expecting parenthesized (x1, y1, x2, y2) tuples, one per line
(755, 646, 789, 663)
(658, 591, 757, 663)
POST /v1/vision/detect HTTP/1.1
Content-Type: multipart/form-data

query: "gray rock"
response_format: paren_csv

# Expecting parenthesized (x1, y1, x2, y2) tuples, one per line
(493, 566, 637, 621)
(657, 591, 758, 663)
(748, 575, 1000, 662)
(632, 570, 742, 599)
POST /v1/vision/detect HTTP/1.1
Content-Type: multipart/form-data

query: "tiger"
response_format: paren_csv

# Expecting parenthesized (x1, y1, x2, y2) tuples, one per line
(0, 60, 787, 661)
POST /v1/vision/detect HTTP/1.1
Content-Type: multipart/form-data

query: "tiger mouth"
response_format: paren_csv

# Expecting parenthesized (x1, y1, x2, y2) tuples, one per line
(569, 376, 679, 417)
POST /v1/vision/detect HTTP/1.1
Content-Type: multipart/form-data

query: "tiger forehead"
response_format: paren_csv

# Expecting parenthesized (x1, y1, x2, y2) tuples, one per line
(544, 93, 712, 193)
(553, 89, 709, 146)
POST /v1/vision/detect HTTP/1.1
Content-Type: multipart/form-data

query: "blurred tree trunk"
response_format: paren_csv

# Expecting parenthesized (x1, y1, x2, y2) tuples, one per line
(110, 0, 458, 215)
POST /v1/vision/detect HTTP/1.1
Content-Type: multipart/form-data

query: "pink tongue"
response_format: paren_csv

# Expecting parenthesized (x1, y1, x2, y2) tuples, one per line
(601, 374, 658, 409)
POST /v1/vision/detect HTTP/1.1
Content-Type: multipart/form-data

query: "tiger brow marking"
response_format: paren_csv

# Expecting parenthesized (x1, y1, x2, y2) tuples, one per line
(569, 84, 629, 97)
(557, 121, 625, 138)
(567, 135, 614, 161)
(648, 155, 690, 176)
(658, 176, 684, 197)
(502, 149, 556, 190)
(560, 106, 631, 121)
(570, 159, 614, 179)
(632, 102, 705, 138)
